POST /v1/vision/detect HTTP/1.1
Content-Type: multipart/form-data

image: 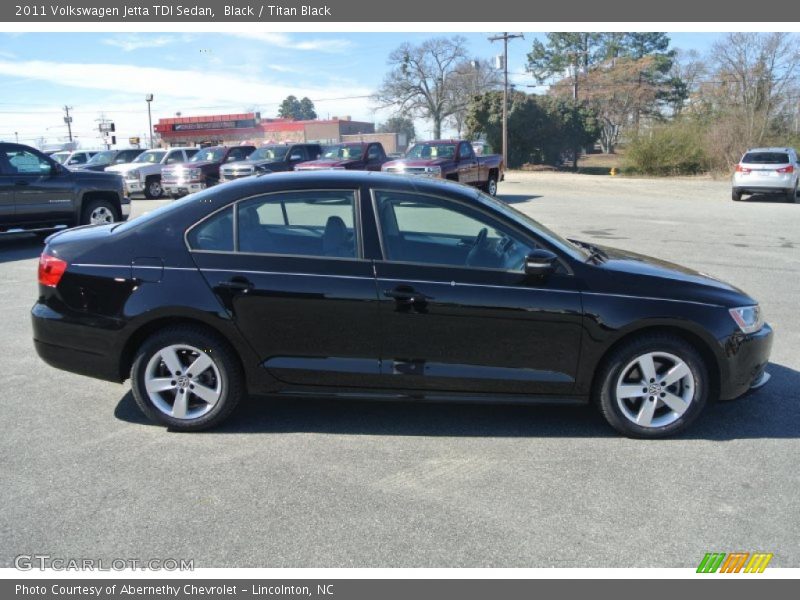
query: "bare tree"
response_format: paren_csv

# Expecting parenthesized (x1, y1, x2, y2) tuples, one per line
(711, 32, 800, 145)
(446, 58, 503, 137)
(374, 36, 469, 139)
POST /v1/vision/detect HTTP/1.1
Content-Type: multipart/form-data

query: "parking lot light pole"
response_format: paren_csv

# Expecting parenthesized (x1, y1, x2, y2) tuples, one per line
(489, 33, 523, 169)
(145, 94, 154, 148)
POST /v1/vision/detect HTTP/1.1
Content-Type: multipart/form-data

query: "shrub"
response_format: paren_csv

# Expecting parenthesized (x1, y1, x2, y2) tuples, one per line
(624, 123, 707, 175)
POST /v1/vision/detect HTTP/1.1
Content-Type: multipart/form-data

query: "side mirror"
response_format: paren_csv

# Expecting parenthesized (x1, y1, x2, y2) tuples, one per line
(525, 249, 558, 277)
(289, 154, 302, 161)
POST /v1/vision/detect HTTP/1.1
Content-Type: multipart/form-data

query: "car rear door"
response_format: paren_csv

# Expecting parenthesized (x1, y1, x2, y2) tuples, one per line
(369, 184, 583, 396)
(188, 186, 383, 388)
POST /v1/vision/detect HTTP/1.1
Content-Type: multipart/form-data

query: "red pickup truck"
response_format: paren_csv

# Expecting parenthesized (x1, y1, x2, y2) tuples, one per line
(382, 140, 504, 196)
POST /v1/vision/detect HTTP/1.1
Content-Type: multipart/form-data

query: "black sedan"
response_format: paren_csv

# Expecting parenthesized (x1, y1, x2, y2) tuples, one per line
(31, 172, 773, 437)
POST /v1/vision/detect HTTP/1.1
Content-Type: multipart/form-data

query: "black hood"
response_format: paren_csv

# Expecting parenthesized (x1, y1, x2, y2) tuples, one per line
(580, 242, 756, 308)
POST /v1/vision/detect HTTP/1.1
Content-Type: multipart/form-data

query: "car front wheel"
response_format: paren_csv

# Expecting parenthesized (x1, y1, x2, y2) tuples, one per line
(595, 334, 708, 438)
(81, 199, 118, 225)
(144, 177, 163, 199)
(131, 326, 244, 431)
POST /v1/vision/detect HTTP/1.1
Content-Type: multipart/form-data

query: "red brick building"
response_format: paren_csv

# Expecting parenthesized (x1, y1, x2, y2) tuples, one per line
(153, 112, 375, 147)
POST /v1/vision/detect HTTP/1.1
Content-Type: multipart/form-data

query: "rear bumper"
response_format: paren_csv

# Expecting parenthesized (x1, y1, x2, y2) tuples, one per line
(31, 301, 123, 382)
(718, 323, 774, 400)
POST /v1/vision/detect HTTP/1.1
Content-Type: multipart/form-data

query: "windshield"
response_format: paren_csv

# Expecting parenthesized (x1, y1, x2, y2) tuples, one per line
(133, 150, 166, 164)
(405, 143, 457, 159)
(86, 151, 115, 166)
(476, 191, 590, 260)
(51, 152, 69, 164)
(321, 145, 363, 160)
(742, 152, 790, 164)
(249, 146, 288, 161)
(190, 147, 226, 163)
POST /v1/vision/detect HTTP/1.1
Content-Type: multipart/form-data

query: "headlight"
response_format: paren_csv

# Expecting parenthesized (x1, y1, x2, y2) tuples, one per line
(729, 305, 764, 334)
(425, 166, 442, 175)
(187, 168, 203, 180)
(126, 169, 140, 180)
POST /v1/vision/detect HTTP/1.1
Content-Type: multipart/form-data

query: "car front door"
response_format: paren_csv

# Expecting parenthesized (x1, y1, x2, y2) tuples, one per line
(370, 186, 583, 396)
(188, 187, 383, 388)
(5, 147, 74, 224)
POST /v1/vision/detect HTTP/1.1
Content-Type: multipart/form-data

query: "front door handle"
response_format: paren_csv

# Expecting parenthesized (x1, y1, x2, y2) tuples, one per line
(383, 286, 432, 304)
(217, 277, 254, 293)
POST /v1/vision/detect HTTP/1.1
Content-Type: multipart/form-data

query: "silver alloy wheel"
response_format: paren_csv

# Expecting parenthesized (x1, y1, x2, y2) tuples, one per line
(144, 344, 222, 420)
(614, 351, 695, 428)
(89, 205, 115, 225)
(148, 180, 163, 198)
(487, 178, 498, 196)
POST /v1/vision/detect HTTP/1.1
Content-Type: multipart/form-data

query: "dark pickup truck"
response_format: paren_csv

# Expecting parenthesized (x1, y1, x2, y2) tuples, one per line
(162, 145, 255, 198)
(382, 140, 504, 196)
(294, 142, 388, 172)
(0, 143, 130, 235)
(219, 143, 322, 182)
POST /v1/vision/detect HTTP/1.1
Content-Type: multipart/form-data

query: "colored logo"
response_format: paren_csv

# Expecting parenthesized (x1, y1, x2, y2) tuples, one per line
(697, 552, 773, 573)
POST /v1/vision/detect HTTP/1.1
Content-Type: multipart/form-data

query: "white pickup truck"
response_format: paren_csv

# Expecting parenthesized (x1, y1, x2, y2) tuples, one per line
(106, 147, 197, 199)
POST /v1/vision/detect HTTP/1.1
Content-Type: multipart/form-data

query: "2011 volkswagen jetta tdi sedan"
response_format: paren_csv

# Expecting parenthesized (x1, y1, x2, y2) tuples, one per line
(31, 171, 773, 437)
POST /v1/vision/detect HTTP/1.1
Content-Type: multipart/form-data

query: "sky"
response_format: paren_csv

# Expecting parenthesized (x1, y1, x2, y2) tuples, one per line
(0, 31, 723, 149)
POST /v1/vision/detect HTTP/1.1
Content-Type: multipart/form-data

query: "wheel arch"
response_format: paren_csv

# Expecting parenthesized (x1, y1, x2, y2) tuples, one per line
(118, 315, 248, 386)
(589, 324, 722, 403)
(79, 190, 123, 220)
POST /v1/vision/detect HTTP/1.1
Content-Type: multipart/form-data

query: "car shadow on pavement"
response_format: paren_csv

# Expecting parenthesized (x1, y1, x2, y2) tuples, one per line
(497, 194, 542, 204)
(0, 235, 43, 264)
(113, 362, 800, 440)
(740, 193, 799, 204)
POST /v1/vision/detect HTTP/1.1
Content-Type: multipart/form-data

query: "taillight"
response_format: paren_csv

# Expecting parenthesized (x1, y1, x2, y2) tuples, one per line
(38, 253, 68, 287)
(777, 165, 794, 174)
(735, 164, 751, 173)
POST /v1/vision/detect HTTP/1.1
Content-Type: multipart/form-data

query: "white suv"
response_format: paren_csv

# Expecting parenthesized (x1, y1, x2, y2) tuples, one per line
(106, 147, 197, 199)
(732, 147, 799, 202)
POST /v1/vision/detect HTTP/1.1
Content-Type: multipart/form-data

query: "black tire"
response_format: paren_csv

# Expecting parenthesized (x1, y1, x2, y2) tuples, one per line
(144, 176, 163, 199)
(130, 325, 244, 431)
(594, 334, 709, 438)
(80, 198, 119, 226)
(787, 186, 797, 203)
(731, 189, 743, 201)
(484, 173, 499, 197)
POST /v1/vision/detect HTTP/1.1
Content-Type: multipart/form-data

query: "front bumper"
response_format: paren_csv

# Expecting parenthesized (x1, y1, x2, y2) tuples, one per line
(163, 181, 206, 197)
(719, 323, 774, 400)
(124, 179, 143, 195)
(120, 197, 131, 220)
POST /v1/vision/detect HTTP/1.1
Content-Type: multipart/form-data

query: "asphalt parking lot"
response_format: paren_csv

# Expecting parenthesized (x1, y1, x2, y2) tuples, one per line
(1, 172, 798, 568)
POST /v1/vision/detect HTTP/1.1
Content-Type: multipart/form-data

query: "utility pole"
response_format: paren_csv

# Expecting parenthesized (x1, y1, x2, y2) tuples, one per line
(145, 94, 154, 148)
(63, 106, 74, 142)
(489, 33, 523, 170)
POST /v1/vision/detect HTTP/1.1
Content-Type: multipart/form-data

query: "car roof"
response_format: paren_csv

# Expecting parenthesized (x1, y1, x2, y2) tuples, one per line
(744, 147, 795, 153)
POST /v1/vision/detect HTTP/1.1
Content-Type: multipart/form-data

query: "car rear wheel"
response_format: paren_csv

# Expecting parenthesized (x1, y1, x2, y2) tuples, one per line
(485, 174, 499, 197)
(144, 177, 163, 199)
(81, 199, 118, 225)
(131, 326, 244, 431)
(595, 334, 708, 438)
(786, 185, 797, 203)
(732, 189, 743, 201)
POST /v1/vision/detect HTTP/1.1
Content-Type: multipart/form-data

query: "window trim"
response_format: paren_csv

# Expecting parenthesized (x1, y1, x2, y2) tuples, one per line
(184, 188, 366, 262)
(369, 187, 573, 276)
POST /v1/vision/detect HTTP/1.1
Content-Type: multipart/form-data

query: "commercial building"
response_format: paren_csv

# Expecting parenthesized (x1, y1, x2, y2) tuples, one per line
(153, 112, 378, 148)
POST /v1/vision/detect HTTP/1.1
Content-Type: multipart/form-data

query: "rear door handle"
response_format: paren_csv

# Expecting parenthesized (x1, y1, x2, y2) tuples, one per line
(217, 277, 254, 293)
